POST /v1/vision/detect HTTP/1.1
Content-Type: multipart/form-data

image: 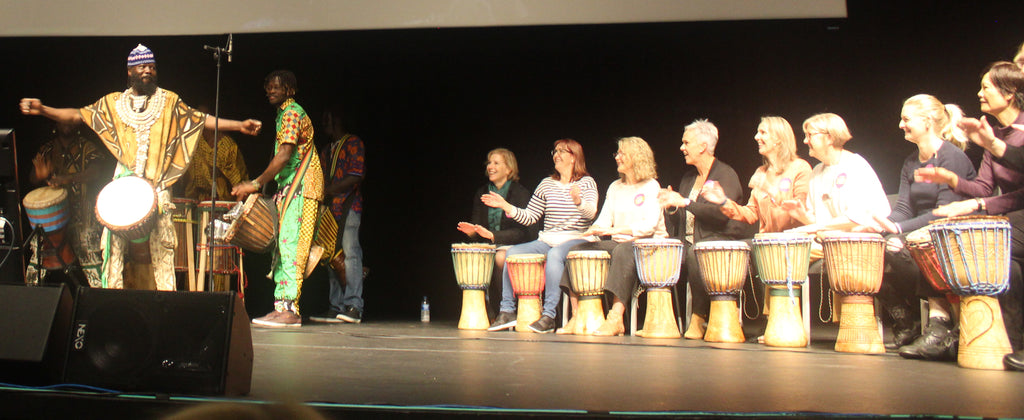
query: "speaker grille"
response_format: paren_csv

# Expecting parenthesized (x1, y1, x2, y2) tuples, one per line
(64, 289, 252, 395)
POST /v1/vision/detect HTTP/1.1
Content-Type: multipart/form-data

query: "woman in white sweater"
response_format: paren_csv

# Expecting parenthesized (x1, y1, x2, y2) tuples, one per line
(565, 136, 668, 336)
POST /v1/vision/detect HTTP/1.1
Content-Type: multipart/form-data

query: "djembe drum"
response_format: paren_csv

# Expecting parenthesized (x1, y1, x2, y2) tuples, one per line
(224, 194, 278, 254)
(95, 176, 157, 242)
(821, 232, 885, 354)
(905, 226, 959, 306)
(171, 198, 197, 273)
(196, 200, 241, 292)
(694, 241, 749, 343)
(506, 254, 546, 332)
(929, 216, 1012, 370)
(752, 233, 812, 347)
(451, 243, 496, 330)
(23, 186, 75, 270)
(566, 250, 610, 335)
(633, 238, 685, 338)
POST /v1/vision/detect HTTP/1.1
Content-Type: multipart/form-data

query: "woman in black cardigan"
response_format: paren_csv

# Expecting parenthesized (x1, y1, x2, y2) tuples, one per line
(457, 148, 536, 312)
(659, 119, 756, 339)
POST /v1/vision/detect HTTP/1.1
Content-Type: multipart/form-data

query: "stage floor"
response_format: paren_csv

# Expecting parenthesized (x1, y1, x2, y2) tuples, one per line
(246, 319, 1024, 418)
(5, 318, 1024, 419)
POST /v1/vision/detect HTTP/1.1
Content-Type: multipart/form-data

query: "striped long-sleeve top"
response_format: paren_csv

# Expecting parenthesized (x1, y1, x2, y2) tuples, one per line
(510, 176, 598, 246)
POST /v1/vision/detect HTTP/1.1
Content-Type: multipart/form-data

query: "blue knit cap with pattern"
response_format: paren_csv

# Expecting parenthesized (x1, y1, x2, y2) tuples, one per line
(127, 44, 155, 67)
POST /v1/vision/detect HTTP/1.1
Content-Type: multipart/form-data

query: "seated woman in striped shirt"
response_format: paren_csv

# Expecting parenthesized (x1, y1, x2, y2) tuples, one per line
(481, 139, 598, 333)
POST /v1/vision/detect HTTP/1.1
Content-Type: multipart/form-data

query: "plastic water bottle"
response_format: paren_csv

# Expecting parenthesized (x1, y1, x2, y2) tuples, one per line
(420, 296, 430, 323)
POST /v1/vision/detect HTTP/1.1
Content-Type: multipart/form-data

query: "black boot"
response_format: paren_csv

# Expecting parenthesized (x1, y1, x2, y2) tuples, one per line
(887, 303, 922, 350)
(898, 317, 957, 361)
(1004, 349, 1024, 371)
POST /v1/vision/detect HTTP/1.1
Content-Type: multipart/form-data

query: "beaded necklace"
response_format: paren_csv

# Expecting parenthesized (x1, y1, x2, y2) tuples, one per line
(115, 87, 166, 175)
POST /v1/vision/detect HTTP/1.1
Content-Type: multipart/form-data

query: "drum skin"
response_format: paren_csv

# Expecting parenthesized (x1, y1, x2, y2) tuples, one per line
(95, 176, 157, 242)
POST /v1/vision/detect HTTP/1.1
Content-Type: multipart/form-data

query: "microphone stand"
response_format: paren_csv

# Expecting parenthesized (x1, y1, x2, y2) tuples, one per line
(203, 34, 232, 292)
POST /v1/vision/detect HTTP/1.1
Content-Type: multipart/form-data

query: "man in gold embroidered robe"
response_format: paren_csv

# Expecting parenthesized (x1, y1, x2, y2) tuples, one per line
(18, 44, 261, 291)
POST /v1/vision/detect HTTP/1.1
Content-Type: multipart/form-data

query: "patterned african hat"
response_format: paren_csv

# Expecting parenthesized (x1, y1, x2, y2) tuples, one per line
(127, 44, 155, 67)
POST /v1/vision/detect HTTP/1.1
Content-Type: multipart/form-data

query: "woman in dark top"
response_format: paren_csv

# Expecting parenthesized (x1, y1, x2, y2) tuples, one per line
(457, 148, 535, 313)
(920, 63, 1024, 359)
(868, 94, 976, 359)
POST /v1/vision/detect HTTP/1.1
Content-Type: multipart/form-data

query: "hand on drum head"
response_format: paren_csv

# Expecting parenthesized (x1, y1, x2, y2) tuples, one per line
(47, 175, 72, 187)
(884, 236, 905, 253)
(699, 181, 727, 205)
(932, 198, 980, 218)
(231, 181, 257, 200)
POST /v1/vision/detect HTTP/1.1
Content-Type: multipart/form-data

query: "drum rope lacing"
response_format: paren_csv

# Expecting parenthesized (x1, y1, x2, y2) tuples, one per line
(934, 223, 1010, 296)
(742, 263, 759, 320)
(818, 267, 833, 323)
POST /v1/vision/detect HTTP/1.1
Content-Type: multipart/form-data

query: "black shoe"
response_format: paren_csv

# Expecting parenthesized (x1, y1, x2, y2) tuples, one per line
(488, 311, 517, 331)
(1004, 349, 1024, 371)
(898, 318, 957, 361)
(886, 304, 922, 350)
(309, 309, 344, 323)
(528, 315, 556, 333)
(338, 306, 362, 323)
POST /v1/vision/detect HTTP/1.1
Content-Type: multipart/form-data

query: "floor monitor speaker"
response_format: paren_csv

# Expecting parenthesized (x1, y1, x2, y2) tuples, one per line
(0, 284, 73, 385)
(63, 289, 253, 395)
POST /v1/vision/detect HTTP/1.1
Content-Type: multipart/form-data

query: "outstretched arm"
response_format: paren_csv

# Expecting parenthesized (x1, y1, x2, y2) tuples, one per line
(203, 116, 262, 136)
(19, 98, 83, 125)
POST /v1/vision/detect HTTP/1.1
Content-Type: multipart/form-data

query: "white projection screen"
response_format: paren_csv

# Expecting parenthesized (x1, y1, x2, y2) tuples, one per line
(0, 0, 846, 36)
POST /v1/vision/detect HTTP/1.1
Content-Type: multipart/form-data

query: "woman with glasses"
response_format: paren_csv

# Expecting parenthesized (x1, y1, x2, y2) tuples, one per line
(481, 139, 598, 333)
(781, 113, 890, 234)
(563, 136, 668, 336)
(457, 148, 536, 315)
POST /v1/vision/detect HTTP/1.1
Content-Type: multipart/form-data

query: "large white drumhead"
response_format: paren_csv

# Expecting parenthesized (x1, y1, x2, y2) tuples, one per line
(96, 176, 156, 227)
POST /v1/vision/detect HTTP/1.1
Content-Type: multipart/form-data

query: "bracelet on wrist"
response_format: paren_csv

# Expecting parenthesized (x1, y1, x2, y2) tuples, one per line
(975, 198, 986, 212)
(250, 179, 262, 189)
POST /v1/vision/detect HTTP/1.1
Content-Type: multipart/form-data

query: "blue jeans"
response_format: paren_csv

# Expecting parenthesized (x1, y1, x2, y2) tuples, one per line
(500, 238, 588, 318)
(328, 212, 363, 312)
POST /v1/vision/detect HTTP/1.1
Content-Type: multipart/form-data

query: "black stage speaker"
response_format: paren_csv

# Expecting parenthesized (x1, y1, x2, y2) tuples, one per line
(64, 289, 253, 396)
(0, 129, 25, 284)
(0, 284, 73, 385)
(0, 129, 17, 179)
